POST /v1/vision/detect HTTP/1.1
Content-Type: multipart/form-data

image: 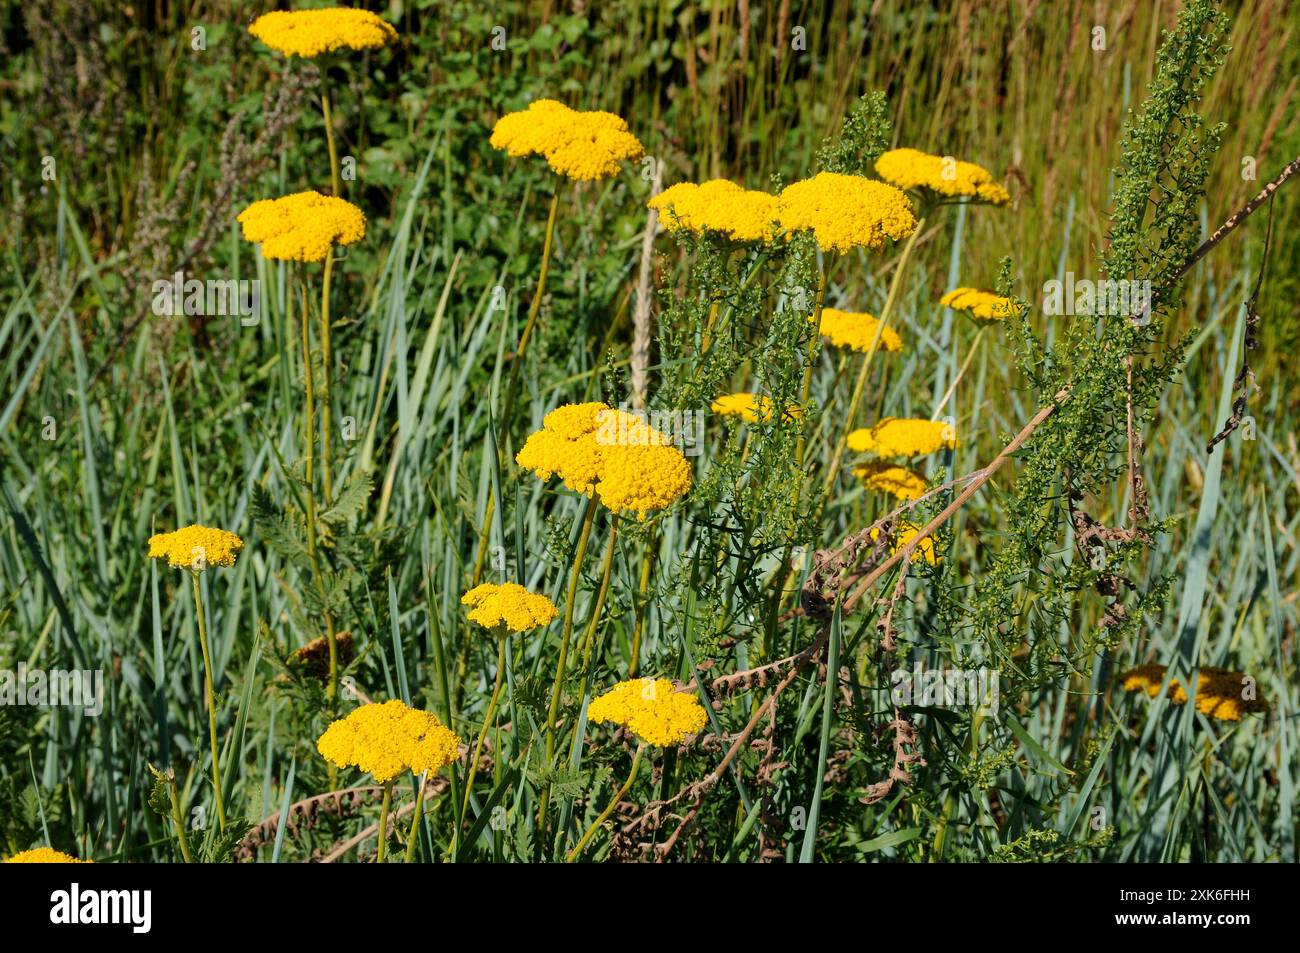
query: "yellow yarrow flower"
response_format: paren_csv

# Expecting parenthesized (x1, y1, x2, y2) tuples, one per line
(648, 179, 777, 243)
(490, 99, 644, 181)
(776, 172, 917, 253)
(147, 524, 243, 571)
(237, 191, 366, 263)
(460, 582, 558, 633)
(871, 522, 939, 566)
(874, 148, 1011, 207)
(1118, 664, 1267, 722)
(317, 700, 461, 783)
(854, 462, 927, 501)
(847, 417, 957, 459)
(516, 403, 691, 517)
(711, 392, 800, 424)
(248, 8, 397, 58)
(818, 308, 903, 353)
(940, 287, 1015, 323)
(3, 847, 89, 863)
(587, 677, 707, 747)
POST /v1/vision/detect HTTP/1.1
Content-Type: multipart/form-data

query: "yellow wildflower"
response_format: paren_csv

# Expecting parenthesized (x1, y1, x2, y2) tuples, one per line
(847, 417, 957, 459)
(818, 309, 904, 353)
(237, 191, 366, 263)
(317, 700, 461, 783)
(490, 99, 644, 181)
(3, 847, 89, 863)
(940, 287, 1015, 323)
(147, 524, 243, 571)
(648, 179, 777, 242)
(854, 462, 927, 501)
(1118, 664, 1268, 722)
(871, 522, 939, 566)
(248, 8, 397, 58)
(460, 582, 559, 633)
(587, 677, 707, 747)
(874, 148, 1011, 206)
(776, 172, 917, 253)
(517, 403, 691, 517)
(711, 392, 800, 424)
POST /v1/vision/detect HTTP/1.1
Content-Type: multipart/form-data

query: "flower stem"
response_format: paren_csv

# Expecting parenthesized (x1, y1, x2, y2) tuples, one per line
(627, 530, 657, 677)
(404, 771, 428, 863)
(458, 631, 508, 835)
(190, 572, 226, 833)
(565, 744, 644, 862)
(376, 781, 393, 863)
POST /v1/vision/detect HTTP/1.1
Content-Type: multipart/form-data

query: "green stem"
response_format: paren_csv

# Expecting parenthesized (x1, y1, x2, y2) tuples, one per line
(376, 781, 393, 863)
(458, 631, 508, 836)
(190, 572, 226, 833)
(404, 771, 428, 863)
(166, 773, 193, 863)
(321, 78, 342, 200)
(627, 531, 657, 677)
(931, 708, 984, 862)
(565, 744, 644, 862)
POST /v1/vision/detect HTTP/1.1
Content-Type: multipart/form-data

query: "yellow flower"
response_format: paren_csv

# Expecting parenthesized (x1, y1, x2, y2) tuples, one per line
(490, 100, 644, 181)
(3, 847, 88, 863)
(587, 677, 707, 747)
(648, 179, 777, 242)
(237, 191, 366, 263)
(317, 700, 461, 783)
(818, 309, 904, 353)
(461, 582, 558, 633)
(1118, 664, 1267, 722)
(147, 524, 243, 571)
(248, 8, 397, 58)
(711, 392, 801, 424)
(776, 172, 917, 253)
(874, 148, 1011, 206)
(854, 462, 927, 501)
(871, 522, 939, 566)
(847, 418, 957, 459)
(516, 403, 691, 517)
(940, 287, 1015, 323)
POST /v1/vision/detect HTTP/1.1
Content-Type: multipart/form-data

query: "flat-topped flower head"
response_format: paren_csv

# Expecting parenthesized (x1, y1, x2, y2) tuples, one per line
(517, 402, 691, 517)
(854, 462, 927, 501)
(711, 392, 801, 424)
(237, 191, 366, 262)
(4, 847, 89, 863)
(587, 677, 707, 747)
(871, 522, 940, 566)
(848, 417, 957, 459)
(148, 524, 243, 571)
(248, 8, 397, 58)
(875, 148, 1011, 207)
(461, 582, 558, 633)
(776, 172, 917, 253)
(818, 309, 904, 353)
(1118, 664, 1267, 722)
(649, 179, 777, 243)
(317, 700, 461, 783)
(288, 631, 356, 679)
(490, 99, 644, 181)
(940, 287, 1015, 324)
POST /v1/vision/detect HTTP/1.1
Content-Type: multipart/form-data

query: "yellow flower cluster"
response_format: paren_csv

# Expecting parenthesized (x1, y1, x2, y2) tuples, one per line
(940, 287, 1015, 323)
(711, 392, 800, 424)
(3, 847, 88, 863)
(490, 100, 644, 181)
(874, 148, 1011, 206)
(847, 417, 957, 459)
(461, 582, 559, 633)
(317, 700, 461, 783)
(648, 179, 777, 242)
(248, 9, 398, 58)
(147, 524, 244, 571)
(516, 402, 691, 517)
(237, 191, 366, 263)
(776, 172, 917, 253)
(586, 677, 707, 747)
(871, 522, 940, 566)
(854, 462, 927, 501)
(818, 309, 904, 353)
(1118, 664, 1268, 722)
